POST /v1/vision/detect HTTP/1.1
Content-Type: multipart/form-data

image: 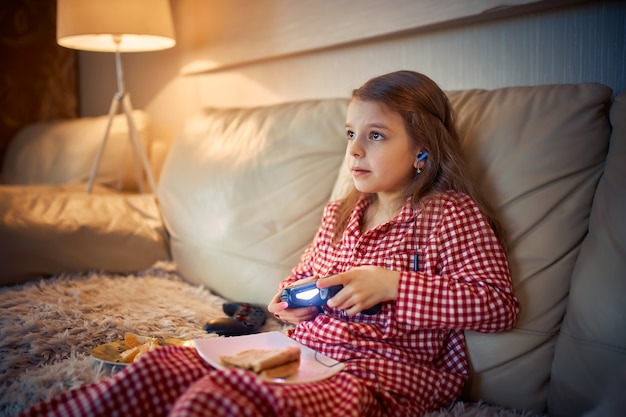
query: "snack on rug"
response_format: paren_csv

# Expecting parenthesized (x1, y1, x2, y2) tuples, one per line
(220, 345, 301, 378)
(119, 333, 161, 364)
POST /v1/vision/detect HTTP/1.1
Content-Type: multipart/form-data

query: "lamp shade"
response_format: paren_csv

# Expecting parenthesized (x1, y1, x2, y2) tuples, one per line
(57, 0, 176, 53)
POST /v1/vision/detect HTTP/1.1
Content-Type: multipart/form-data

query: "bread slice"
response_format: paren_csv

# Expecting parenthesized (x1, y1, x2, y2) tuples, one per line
(220, 344, 301, 378)
(259, 359, 300, 379)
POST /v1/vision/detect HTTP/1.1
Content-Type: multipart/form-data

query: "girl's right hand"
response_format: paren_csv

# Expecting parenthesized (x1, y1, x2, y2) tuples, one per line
(267, 291, 319, 324)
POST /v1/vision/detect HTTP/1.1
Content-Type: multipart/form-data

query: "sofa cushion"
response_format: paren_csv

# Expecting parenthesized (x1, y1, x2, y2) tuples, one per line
(157, 99, 348, 304)
(441, 84, 611, 412)
(1, 111, 150, 191)
(548, 91, 626, 416)
(0, 184, 170, 285)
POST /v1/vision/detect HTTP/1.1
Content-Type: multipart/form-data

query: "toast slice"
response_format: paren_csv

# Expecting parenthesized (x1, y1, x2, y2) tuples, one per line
(259, 359, 300, 379)
(220, 344, 301, 378)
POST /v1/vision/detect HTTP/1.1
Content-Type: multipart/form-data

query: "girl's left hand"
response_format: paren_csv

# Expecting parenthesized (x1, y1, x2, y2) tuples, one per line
(317, 266, 400, 316)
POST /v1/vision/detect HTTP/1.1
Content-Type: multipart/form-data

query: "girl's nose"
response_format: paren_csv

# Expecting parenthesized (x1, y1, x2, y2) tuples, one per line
(348, 135, 364, 157)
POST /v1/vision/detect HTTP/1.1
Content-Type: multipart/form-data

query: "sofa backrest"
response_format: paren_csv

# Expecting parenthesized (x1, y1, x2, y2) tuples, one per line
(444, 84, 612, 413)
(158, 99, 348, 304)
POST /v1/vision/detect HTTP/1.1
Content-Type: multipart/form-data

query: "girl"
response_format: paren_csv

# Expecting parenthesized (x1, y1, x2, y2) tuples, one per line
(20, 71, 518, 417)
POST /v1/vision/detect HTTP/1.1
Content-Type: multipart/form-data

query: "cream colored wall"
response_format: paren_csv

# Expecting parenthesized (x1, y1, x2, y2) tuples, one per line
(77, 0, 626, 178)
(176, 0, 557, 74)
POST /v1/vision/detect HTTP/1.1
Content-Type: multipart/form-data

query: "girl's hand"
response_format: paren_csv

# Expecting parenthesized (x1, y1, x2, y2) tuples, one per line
(317, 266, 400, 316)
(267, 291, 319, 324)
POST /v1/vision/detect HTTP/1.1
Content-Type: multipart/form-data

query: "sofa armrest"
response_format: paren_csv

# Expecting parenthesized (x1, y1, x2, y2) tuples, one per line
(0, 184, 170, 286)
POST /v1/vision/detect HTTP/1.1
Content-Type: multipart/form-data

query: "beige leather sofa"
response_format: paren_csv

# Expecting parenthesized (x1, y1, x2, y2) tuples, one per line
(1, 83, 624, 416)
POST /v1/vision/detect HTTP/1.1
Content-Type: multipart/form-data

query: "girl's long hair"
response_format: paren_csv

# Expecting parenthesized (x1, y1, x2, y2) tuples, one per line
(334, 70, 506, 248)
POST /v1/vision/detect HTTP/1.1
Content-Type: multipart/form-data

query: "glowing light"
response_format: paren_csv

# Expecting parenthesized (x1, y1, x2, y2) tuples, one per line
(295, 288, 320, 301)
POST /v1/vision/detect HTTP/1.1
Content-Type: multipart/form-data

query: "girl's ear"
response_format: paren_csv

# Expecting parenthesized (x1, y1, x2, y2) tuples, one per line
(414, 151, 428, 169)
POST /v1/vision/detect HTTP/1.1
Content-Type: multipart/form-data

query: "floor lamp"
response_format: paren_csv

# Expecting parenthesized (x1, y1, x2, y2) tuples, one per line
(56, 0, 176, 193)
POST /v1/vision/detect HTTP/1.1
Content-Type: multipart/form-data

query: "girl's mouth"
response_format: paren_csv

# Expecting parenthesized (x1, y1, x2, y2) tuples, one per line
(351, 167, 370, 177)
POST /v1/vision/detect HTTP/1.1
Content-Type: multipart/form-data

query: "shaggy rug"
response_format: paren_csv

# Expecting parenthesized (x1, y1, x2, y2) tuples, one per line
(0, 262, 544, 417)
(0, 262, 283, 416)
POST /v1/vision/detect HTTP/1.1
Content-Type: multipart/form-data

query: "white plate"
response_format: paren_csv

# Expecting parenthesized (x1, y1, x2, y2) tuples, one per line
(194, 331, 344, 384)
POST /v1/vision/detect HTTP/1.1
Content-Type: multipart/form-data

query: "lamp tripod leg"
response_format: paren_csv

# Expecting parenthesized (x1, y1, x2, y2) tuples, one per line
(86, 95, 120, 193)
(122, 99, 145, 194)
(122, 94, 156, 194)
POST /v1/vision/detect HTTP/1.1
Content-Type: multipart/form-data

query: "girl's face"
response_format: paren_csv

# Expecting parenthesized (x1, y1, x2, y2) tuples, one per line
(345, 99, 421, 200)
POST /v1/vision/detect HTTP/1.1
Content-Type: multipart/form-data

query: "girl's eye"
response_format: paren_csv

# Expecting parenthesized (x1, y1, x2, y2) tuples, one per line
(370, 132, 384, 141)
(346, 130, 355, 140)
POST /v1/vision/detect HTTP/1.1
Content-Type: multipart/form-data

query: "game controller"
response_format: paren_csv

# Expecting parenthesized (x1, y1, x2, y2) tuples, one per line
(204, 303, 267, 336)
(280, 280, 381, 315)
